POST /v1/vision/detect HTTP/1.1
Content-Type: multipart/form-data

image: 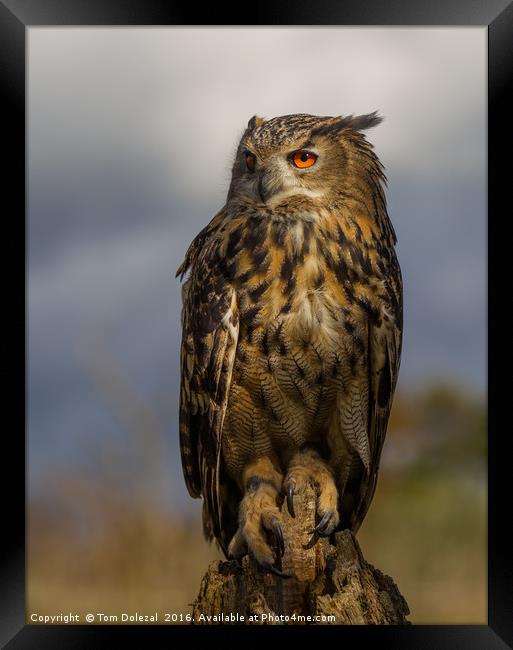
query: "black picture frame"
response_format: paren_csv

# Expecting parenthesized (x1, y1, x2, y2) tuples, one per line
(1, 0, 511, 647)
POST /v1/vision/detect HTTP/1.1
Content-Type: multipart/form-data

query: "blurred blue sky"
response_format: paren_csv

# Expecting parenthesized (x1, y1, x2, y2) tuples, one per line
(28, 28, 486, 511)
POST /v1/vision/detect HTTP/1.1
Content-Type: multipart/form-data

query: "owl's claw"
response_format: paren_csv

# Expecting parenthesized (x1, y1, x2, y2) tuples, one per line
(284, 448, 340, 547)
(286, 481, 296, 518)
(303, 532, 319, 550)
(229, 458, 290, 577)
(310, 510, 337, 537)
(228, 515, 288, 576)
(269, 516, 285, 558)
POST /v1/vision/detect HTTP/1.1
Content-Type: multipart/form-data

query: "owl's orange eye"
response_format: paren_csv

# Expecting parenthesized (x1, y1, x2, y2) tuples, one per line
(291, 150, 317, 169)
(245, 152, 256, 172)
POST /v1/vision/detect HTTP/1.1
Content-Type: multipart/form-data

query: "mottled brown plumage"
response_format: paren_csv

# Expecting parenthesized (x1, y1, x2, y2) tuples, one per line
(177, 113, 402, 574)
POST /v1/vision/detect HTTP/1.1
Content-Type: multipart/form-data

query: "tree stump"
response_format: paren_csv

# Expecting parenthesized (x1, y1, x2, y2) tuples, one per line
(191, 483, 410, 625)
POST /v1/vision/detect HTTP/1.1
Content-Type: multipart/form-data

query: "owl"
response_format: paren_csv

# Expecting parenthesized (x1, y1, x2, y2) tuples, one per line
(177, 113, 402, 577)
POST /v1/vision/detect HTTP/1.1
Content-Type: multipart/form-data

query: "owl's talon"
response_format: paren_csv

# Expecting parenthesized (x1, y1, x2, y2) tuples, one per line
(229, 458, 288, 574)
(285, 448, 340, 545)
(311, 511, 336, 537)
(303, 533, 319, 550)
(268, 517, 285, 558)
(286, 482, 296, 518)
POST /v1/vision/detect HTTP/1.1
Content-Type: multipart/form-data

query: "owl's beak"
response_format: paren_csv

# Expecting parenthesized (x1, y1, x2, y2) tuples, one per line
(257, 169, 274, 203)
(257, 173, 267, 203)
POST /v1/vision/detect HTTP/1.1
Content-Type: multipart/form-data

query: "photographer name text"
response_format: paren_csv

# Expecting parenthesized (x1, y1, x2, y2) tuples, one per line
(29, 611, 335, 624)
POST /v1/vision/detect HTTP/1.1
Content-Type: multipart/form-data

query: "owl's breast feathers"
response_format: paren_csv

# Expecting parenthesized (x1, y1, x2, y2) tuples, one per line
(178, 198, 402, 544)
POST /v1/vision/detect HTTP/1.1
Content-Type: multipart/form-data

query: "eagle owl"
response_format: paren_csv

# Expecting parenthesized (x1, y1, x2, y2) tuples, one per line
(177, 113, 402, 576)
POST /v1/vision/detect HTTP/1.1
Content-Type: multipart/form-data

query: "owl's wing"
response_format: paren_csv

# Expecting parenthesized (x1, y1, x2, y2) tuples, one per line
(177, 211, 239, 541)
(349, 256, 403, 531)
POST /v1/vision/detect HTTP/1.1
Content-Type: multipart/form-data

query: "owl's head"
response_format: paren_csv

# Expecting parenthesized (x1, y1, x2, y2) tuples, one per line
(227, 112, 384, 207)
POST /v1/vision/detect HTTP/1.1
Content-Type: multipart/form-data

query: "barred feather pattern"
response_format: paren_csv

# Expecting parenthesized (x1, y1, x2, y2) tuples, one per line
(177, 113, 402, 553)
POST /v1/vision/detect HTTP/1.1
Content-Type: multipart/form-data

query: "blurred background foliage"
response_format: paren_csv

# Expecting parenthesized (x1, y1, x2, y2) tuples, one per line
(28, 348, 486, 624)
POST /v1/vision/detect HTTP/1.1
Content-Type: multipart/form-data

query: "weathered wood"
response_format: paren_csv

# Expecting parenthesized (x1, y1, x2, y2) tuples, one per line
(191, 483, 410, 625)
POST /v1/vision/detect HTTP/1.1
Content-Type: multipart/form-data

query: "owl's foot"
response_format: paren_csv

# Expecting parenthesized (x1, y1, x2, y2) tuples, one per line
(227, 457, 290, 578)
(284, 448, 339, 538)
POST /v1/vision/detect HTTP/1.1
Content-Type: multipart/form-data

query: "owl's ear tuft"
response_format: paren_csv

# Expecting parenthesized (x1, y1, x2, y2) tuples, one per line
(312, 112, 383, 137)
(346, 111, 384, 131)
(247, 115, 265, 130)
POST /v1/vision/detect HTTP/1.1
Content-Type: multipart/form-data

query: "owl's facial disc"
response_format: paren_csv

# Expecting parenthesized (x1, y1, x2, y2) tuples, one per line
(237, 144, 324, 206)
